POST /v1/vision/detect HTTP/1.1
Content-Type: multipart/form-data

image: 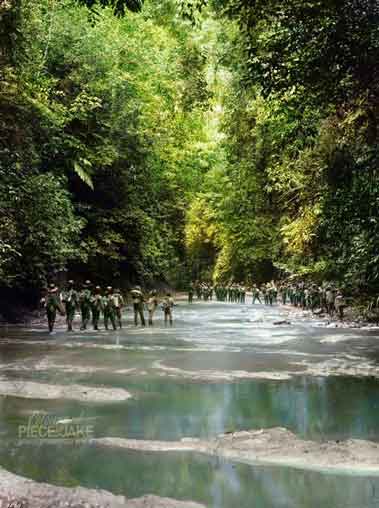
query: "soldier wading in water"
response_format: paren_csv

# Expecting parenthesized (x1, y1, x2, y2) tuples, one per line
(91, 286, 103, 331)
(162, 293, 174, 326)
(62, 280, 78, 331)
(113, 288, 125, 329)
(131, 286, 146, 326)
(79, 280, 92, 330)
(147, 290, 159, 326)
(104, 286, 117, 331)
(41, 283, 63, 333)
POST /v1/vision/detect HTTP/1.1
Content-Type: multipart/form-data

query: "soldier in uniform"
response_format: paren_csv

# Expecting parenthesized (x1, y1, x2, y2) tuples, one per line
(334, 290, 346, 320)
(251, 285, 261, 304)
(310, 285, 320, 311)
(79, 280, 92, 330)
(41, 283, 62, 333)
(188, 283, 194, 304)
(162, 293, 174, 326)
(195, 282, 202, 300)
(62, 280, 78, 331)
(91, 286, 103, 330)
(280, 284, 287, 305)
(268, 285, 275, 306)
(103, 286, 117, 330)
(113, 288, 125, 329)
(262, 286, 268, 305)
(325, 286, 335, 315)
(131, 285, 146, 326)
(147, 290, 159, 326)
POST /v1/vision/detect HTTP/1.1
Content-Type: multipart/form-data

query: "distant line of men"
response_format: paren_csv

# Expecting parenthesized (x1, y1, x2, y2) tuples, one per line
(40, 281, 175, 333)
(188, 282, 252, 304)
(189, 280, 346, 319)
(278, 282, 346, 319)
(189, 283, 248, 303)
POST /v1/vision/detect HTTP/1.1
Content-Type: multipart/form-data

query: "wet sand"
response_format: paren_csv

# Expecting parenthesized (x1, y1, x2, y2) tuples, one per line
(0, 466, 205, 508)
(0, 380, 132, 402)
(91, 427, 379, 474)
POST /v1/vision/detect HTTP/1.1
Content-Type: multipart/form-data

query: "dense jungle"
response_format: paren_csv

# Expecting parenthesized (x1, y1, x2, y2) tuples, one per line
(1, 0, 379, 312)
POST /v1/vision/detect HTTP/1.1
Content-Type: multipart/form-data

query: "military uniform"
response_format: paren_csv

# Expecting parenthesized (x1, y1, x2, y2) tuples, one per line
(188, 284, 194, 304)
(147, 291, 159, 326)
(325, 287, 335, 315)
(42, 285, 62, 333)
(280, 285, 287, 305)
(91, 287, 103, 330)
(195, 283, 202, 300)
(103, 287, 117, 330)
(131, 287, 146, 326)
(80, 281, 92, 330)
(251, 286, 261, 304)
(162, 294, 174, 326)
(62, 281, 78, 331)
(113, 290, 125, 329)
(335, 292, 346, 320)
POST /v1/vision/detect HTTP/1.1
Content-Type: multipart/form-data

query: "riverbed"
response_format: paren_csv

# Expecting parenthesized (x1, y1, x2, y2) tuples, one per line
(1, 300, 379, 507)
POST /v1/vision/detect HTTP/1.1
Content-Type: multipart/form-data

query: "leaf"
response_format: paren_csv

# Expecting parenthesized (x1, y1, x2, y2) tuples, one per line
(73, 162, 94, 190)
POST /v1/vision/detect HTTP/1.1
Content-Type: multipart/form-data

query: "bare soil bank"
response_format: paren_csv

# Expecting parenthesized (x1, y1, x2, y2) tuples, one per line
(91, 427, 379, 475)
(0, 466, 205, 508)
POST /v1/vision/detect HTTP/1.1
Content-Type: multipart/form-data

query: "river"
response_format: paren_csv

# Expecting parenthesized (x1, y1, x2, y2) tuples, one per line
(1, 299, 379, 507)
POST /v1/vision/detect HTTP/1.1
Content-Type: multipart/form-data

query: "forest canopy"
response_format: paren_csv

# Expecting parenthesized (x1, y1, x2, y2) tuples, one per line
(1, 0, 379, 301)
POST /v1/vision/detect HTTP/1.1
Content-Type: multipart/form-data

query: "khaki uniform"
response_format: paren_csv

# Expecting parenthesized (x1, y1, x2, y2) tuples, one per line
(147, 295, 158, 326)
(42, 289, 62, 333)
(80, 288, 92, 330)
(131, 289, 145, 326)
(62, 288, 78, 331)
(113, 292, 125, 329)
(91, 294, 103, 330)
(103, 294, 117, 330)
(162, 296, 174, 326)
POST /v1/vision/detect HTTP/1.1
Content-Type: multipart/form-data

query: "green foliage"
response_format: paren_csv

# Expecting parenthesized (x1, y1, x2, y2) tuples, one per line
(182, 0, 379, 291)
(207, 0, 379, 290)
(3, 0, 379, 298)
(217, 0, 379, 103)
(0, 166, 83, 287)
(0, 0, 213, 294)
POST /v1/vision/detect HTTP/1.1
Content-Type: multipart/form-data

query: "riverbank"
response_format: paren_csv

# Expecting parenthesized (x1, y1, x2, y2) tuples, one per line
(280, 301, 379, 329)
(0, 466, 205, 508)
(91, 427, 379, 475)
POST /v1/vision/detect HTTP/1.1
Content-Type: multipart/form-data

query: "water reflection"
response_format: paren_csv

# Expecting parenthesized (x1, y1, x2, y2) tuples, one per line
(1, 443, 379, 508)
(1, 376, 379, 442)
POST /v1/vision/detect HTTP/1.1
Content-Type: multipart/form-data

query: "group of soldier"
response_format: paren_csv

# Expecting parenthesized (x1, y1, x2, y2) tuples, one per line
(188, 280, 347, 319)
(41, 281, 175, 333)
(41, 278, 347, 332)
(277, 282, 347, 319)
(189, 283, 248, 303)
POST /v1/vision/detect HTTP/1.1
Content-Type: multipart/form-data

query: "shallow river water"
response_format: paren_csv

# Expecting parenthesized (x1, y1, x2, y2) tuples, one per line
(1, 300, 379, 507)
